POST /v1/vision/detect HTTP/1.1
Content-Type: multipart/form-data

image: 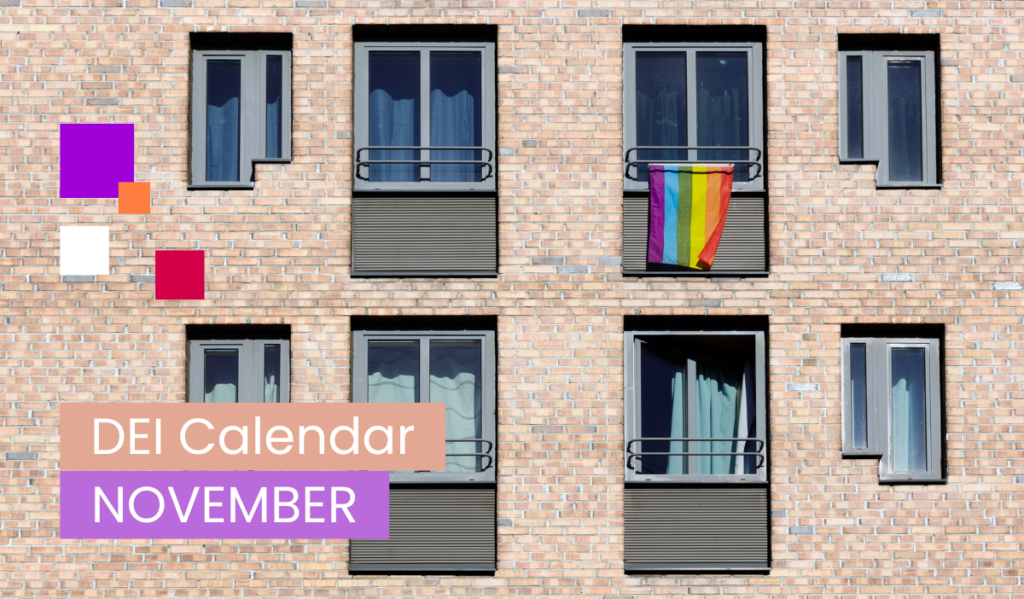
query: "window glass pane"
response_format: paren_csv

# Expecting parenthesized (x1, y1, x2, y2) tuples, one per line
(206, 60, 241, 182)
(891, 347, 928, 472)
(695, 360, 753, 474)
(367, 340, 419, 402)
(696, 52, 750, 182)
(204, 349, 239, 403)
(849, 343, 868, 449)
(265, 55, 283, 159)
(887, 60, 924, 182)
(845, 56, 864, 159)
(368, 52, 421, 182)
(264, 344, 281, 403)
(430, 340, 483, 473)
(637, 343, 687, 475)
(430, 52, 482, 183)
(634, 52, 687, 183)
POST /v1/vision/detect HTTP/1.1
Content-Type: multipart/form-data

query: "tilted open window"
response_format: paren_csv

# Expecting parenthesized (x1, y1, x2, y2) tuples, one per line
(841, 337, 944, 483)
(623, 330, 768, 573)
(189, 36, 292, 188)
(349, 329, 496, 573)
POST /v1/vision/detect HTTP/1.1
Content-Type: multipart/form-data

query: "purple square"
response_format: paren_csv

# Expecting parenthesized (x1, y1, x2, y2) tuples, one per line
(60, 124, 135, 199)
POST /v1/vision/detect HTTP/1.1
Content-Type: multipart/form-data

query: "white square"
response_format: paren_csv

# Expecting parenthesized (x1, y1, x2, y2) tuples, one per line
(60, 226, 110, 276)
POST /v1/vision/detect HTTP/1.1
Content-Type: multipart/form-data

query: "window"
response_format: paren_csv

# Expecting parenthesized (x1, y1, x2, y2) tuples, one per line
(353, 330, 496, 483)
(623, 42, 765, 193)
(841, 337, 943, 483)
(188, 338, 290, 403)
(353, 41, 496, 192)
(623, 329, 768, 573)
(349, 327, 497, 574)
(839, 48, 938, 186)
(625, 331, 767, 482)
(190, 48, 292, 188)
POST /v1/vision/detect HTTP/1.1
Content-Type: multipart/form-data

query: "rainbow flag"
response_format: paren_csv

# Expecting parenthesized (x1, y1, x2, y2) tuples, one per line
(647, 164, 734, 270)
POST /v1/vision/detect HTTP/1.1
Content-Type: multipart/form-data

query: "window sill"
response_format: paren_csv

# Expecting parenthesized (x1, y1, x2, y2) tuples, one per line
(351, 270, 499, 279)
(875, 183, 943, 190)
(625, 477, 768, 485)
(880, 477, 946, 485)
(349, 563, 496, 575)
(625, 562, 769, 575)
(623, 269, 769, 278)
(187, 183, 256, 191)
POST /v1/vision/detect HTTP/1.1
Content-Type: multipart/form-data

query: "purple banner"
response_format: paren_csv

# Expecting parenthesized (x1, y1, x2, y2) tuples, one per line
(61, 471, 389, 539)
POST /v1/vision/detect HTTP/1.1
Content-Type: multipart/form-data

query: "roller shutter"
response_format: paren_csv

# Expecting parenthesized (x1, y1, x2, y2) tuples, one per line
(624, 486, 769, 572)
(349, 486, 496, 573)
(352, 196, 497, 277)
(623, 195, 767, 274)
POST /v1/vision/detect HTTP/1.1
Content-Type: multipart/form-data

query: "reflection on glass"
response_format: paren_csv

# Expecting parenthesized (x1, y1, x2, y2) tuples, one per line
(849, 343, 868, 448)
(368, 52, 421, 182)
(635, 52, 687, 183)
(430, 340, 483, 472)
(206, 60, 242, 182)
(638, 343, 687, 474)
(264, 344, 281, 403)
(367, 340, 419, 403)
(204, 349, 239, 403)
(430, 52, 482, 183)
(696, 52, 750, 182)
(846, 56, 864, 159)
(266, 55, 283, 159)
(892, 348, 927, 471)
(887, 61, 923, 181)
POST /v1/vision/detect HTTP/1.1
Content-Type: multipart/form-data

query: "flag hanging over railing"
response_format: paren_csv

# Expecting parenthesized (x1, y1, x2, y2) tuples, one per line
(647, 164, 734, 270)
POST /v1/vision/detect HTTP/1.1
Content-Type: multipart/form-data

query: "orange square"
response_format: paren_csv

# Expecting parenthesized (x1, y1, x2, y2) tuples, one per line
(117, 182, 150, 214)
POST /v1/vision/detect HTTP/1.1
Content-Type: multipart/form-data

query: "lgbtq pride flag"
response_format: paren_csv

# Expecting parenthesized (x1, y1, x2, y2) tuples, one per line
(647, 164, 734, 270)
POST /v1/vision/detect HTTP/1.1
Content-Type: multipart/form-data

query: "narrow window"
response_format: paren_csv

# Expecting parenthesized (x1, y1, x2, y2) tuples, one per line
(845, 56, 864, 159)
(696, 51, 750, 182)
(838, 42, 937, 186)
(841, 336, 942, 483)
(265, 55, 283, 159)
(206, 60, 242, 182)
(188, 330, 290, 404)
(430, 52, 483, 183)
(635, 51, 687, 183)
(190, 40, 292, 188)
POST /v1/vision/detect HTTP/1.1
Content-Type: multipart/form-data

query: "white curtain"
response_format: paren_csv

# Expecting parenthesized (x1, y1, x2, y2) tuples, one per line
(430, 362, 481, 472)
(892, 349, 927, 471)
(695, 362, 744, 475)
(430, 87, 478, 182)
(667, 370, 686, 474)
(369, 88, 418, 182)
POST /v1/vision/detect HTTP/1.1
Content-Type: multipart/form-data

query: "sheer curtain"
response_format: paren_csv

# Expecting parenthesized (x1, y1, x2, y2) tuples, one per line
(892, 348, 927, 471)
(430, 52, 482, 183)
(695, 362, 743, 474)
(635, 52, 687, 183)
(430, 342, 483, 473)
(368, 52, 420, 182)
(367, 342, 419, 403)
(206, 60, 241, 182)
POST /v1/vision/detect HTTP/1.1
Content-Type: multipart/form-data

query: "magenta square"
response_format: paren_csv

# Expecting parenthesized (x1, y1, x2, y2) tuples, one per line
(155, 250, 205, 300)
(60, 124, 135, 199)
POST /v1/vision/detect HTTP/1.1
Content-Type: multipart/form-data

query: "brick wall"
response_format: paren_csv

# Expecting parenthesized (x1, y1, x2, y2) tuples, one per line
(2, 0, 1024, 596)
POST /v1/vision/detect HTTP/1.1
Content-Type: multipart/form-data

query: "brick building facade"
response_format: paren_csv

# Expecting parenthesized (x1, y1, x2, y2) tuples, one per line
(3, 0, 1024, 596)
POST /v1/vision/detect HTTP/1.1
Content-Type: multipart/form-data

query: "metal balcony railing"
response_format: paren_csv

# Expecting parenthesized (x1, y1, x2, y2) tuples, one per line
(624, 146, 763, 181)
(626, 437, 765, 471)
(356, 146, 495, 182)
(446, 437, 494, 472)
